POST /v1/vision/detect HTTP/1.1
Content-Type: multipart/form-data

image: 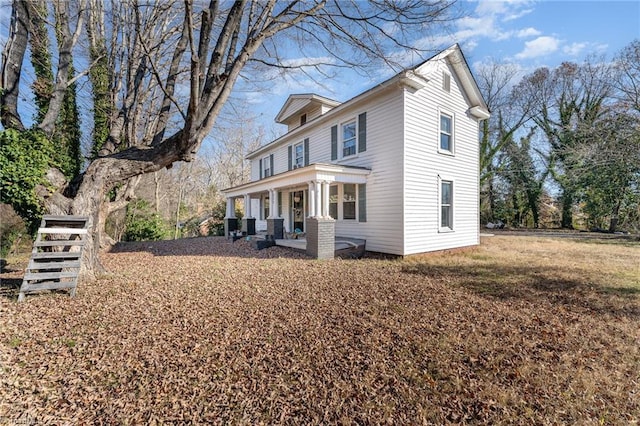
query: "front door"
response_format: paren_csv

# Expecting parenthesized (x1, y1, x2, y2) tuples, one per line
(291, 190, 305, 232)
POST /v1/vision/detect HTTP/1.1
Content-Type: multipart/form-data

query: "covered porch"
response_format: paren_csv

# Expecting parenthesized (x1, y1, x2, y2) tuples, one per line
(222, 163, 370, 259)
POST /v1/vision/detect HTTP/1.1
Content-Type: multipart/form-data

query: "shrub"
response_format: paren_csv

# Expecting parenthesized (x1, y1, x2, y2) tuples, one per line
(122, 200, 168, 242)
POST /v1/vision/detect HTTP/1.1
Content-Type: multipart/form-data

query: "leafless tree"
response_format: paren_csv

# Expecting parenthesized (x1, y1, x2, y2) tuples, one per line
(1, 0, 459, 275)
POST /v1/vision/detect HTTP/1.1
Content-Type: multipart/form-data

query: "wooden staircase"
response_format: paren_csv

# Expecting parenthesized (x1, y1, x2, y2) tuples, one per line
(18, 215, 89, 302)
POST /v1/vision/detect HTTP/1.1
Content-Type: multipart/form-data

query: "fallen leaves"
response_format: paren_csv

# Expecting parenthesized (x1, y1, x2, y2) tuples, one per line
(0, 236, 639, 424)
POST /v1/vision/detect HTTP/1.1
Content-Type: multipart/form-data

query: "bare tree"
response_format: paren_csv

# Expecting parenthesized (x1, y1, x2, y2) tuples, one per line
(476, 59, 534, 222)
(1, 0, 459, 275)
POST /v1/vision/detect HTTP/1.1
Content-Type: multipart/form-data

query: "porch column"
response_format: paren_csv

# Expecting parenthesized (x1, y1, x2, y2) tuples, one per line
(241, 194, 256, 235)
(271, 189, 278, 218)
(315, 181, 322, 218)
(322, 181, 331, 218)
(308, 181, 316, 218)
(244, 194, 252, 218)
(225, 197, 236, 219)
(224, 197, 238, 237)
(266, 189, 283, 239)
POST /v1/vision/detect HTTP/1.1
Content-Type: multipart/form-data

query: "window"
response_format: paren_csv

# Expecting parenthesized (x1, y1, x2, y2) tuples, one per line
(440, 180, 453, 229)
(300, 114, 307, 126)
(443, 72, 451, 92)
(440, 113, 453, 153)
(263, 194, 270, 220)
(262, 155, 271, 177)
(342, 121, 356, 157)
(343, 184, 356, 220)
(329, 185, 338, 219)
(294, 142, 304, 168)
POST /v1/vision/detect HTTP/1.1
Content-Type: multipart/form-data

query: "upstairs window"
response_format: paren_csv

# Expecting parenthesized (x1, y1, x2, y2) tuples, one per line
(439, 112, 453, 153)
(294, 142, 304, 168)
(300, 114, 307, 126)
(342, 121, 356, 157)
(262, 155, 271, 177)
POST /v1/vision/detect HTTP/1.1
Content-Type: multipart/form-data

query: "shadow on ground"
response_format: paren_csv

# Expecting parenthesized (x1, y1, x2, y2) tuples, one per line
(108, 236, 311, 259)
(402, 262, 640, 318)
(0, 277, 22, 300)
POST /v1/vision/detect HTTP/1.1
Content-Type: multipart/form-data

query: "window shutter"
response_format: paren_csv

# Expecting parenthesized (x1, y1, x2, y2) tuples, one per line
(358, 183, 367, 222)
(331, 125, 338, 161)
(304, 138, 309, 166)
(259, 158, 263, 179)
(358, 112, 367, 153)
(288, 146, 292, 171)
(269, 154, 274, 177)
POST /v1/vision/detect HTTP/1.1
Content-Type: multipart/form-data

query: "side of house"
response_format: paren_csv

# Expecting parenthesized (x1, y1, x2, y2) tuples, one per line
(222, 44, 489, 257)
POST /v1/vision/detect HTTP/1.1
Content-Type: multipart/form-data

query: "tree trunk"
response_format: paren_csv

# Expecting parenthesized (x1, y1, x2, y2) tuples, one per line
(609, 199, 622, 233)
(560, 190, 574, 229)
(0, 0, 29, 131)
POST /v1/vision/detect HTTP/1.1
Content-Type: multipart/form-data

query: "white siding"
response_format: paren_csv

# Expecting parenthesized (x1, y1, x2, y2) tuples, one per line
(328, 90, 406, 255)
(403, 59, 480, 254)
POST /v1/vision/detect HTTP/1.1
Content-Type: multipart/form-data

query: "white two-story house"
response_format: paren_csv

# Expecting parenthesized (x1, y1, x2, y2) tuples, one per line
(222, 44, 490, 258)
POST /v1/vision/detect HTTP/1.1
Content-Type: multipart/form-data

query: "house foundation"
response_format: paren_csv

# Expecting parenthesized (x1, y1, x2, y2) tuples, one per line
(267, 218, 284, 239)
(306, 217, 335, 259)
(224, 218, 238, 238)
(242, 218, 256, 235)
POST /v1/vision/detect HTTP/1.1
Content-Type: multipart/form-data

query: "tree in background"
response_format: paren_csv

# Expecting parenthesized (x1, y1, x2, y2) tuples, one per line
(518, 59, 612, 228)
(575, 111, 640, 232)
(476, 59, 534, 223)
(1, 0, 459, 274)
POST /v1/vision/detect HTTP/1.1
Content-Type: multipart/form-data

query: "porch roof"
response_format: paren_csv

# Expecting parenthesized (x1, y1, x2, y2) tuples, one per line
(222, 163, 370, 198)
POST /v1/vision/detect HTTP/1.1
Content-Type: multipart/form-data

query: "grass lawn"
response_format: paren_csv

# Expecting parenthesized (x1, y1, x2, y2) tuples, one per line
(1, 235, 639, 424)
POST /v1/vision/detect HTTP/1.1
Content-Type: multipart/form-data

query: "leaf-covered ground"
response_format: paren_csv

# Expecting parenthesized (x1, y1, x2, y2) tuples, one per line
(1, 236, 639, 424)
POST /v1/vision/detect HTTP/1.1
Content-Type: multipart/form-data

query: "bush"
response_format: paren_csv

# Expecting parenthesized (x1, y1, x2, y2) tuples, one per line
(122, 200, 168, 242)
(0, 129, 56, 234)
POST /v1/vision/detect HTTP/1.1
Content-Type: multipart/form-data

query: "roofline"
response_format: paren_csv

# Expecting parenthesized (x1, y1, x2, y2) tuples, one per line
(274, 93, 342, 123)
(248, 71, 412, 159)
(249, 44, 489, 159)
(221, 163, 371, 196)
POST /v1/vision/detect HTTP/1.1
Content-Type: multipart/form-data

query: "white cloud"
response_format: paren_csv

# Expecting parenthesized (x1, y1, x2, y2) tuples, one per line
(563, 42, 608, 57)
(515, 36, 560, 59)
(516, 27, 541, 38)
(421, 0, 541, 53)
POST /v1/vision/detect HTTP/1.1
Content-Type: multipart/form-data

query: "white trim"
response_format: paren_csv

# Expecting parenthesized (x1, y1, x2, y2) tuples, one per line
(223, 164, 370, 198)
(438, 177, 454, 233)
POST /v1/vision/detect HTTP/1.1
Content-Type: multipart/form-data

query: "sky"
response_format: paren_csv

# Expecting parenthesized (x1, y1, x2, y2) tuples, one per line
(246, 0, 640, 136)
(0, 0, 638, 141)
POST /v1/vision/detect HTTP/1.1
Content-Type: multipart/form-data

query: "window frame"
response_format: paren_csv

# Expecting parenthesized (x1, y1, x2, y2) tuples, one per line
(294, 141, 304, 169)
(262, 155, 271, 177)
(329, 185, 338, 220)
(342, 183, 357, 220)
(328, 184, 360, 221)
(438, 110, 454, 155)
(439, 179, 454, 232)
(341, 120, 357, 158)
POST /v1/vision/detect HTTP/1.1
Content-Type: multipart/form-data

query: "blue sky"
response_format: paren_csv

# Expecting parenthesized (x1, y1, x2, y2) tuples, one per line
(247, 0, 640, 136)
(1, 1, 638, 140)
